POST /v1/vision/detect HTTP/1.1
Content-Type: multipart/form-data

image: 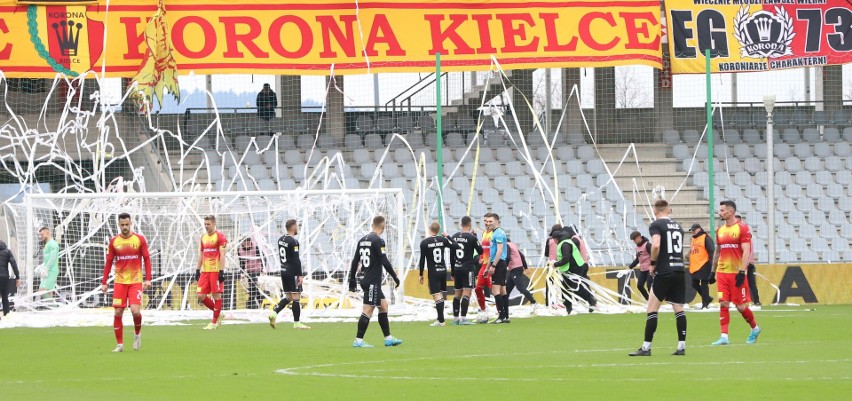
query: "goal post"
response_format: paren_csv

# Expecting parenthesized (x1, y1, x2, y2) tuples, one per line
(9, 188, 406, 312)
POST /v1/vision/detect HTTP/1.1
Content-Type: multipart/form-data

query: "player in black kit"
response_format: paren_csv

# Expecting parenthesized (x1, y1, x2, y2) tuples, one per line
(629, 200, 688, 357)
(450, 216, 482, 325)
(419, 222, 459, 327)
(348, 216, 403, 348)
(269, 219, 310, 330)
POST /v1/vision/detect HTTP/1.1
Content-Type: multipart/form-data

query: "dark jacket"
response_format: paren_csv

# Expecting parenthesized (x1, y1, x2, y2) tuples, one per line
(0, 240, 20, 279)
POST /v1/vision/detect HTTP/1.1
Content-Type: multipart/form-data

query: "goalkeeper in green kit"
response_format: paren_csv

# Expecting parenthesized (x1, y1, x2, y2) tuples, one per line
(38, 227, 60, 300)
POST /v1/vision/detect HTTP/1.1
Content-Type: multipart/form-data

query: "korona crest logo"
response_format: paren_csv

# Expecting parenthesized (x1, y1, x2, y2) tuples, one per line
(733, 6, 795, 59)
(27, 5, 105, 77)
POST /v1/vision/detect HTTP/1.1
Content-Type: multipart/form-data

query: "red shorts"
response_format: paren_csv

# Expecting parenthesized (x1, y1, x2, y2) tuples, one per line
(197, 272, 223, 295)
(476, 265, 491, 288)
(716, 272, 751, 305)
(112, 283, 143, 308)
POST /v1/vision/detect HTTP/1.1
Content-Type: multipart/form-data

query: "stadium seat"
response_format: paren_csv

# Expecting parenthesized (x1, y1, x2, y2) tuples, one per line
(801, 128, 820, 143)
(663, 130, 681, 145)
(753, 143, 767, 158)
(794, 171, 813, 187)
(814, 170, 832, 186)
(272, 165, 289, 180)
(775, 171, 792, 185)
(743, 158, 761, 174)
(792, 143, 811, 159)
(577, 145, 596, 161)
(802, 156, 821, 172)
(777, 196, 795, 213)
(825, 156, 843, 172)
(514, 175, 532, 190)
(397, 114, 416, 134)
(805, 182, 824, 199)
(682, 129, 701, 143)
(836, 171, 852, 186)
(812, 110, 832, 126)
(672, 144, 690, 160)
(784, 157, 802, 172)
(586, 159, 606, 175)
(744, 184, 763, 200)
(258, 179, 276, 191)
(364, 133, 383, 148)
(773, 143, 792, 158)
(827, 183, 844, 199)
(249, 164, 268, 179)
(813, 143, 831, 158)
(790, 109, 811, 127)
(733, 144, 752, 159)
(724, 129, 743, 144)
(344, 134, 363, 149)
(734, 171, 752, 186)
(835, 237, 851, 252)
(823, 127, 841, 143)
(832, 110, 851, 125)
(725, 185, 743, 200)
(484, 161, 504, 176)
(442, 132, 462, 147)
(834, 142, 850, 157)
(741, 129, 761, 144)
(808, 210, 827, 227)
(693, 171, 709, 187)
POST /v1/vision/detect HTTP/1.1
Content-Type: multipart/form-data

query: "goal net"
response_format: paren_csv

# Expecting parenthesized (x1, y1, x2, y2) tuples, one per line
(5, 189, 405, 316)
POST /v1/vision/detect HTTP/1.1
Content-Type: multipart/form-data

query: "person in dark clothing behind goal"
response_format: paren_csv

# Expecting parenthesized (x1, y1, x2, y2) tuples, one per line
(0, 240, 21, 319)
(348, 216, 403, 348)
(553, 230, 598, 315)
(629, 199, 687, 357)
(450, 216, 482, 325)
(689, 224, 715, 309)
(419, 222, 459, 327)
(628, 231, 652, 301)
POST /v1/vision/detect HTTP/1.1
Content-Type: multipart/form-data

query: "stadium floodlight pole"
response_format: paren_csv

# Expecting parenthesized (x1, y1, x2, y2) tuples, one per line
(436, 52, 444, 231)
(706, 49, 716, 239)
(764, 95, 776, 264)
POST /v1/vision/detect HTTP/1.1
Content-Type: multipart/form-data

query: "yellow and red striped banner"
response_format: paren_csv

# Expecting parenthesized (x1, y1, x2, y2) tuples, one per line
(0, 0, 662, 77)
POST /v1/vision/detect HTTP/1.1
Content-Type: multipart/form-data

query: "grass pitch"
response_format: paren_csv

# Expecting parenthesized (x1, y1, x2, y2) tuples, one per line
(1, 305, 850, 400)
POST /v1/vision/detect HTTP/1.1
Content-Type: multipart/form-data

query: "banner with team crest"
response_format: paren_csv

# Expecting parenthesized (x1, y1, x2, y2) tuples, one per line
(664, 0, 852, 74)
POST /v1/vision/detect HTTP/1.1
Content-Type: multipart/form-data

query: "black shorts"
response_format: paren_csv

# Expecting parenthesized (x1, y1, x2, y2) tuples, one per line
(491, 260, 508, 286)
(651, 271, 686, 304)
(361, 281, 385, 306)
(453, 269, 475, 289)
(281, 274, 302, 293)
(428, 271, 448, 295)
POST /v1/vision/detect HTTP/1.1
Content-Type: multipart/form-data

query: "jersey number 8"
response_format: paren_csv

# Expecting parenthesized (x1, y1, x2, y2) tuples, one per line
(432, 248, 443, 264)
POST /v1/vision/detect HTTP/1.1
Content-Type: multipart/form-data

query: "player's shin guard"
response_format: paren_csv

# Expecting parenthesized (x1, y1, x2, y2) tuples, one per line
(460, 296, 470, 318)
(452, 297, 460, 318)
(356, 313, 371, 339)
(201, 297, 215, 310)
(720, 308, 731, 334)
(675, 311, 687, 342)
(740, 307, 757, 329)
(273, 298, 290, 314)
(475, 286, 486, 311)
(378, 312, 391, 337)
(292, 301, 301, 323)
(435, 299, 445, 323)
(113, 315, 124, 345)
(212, 299, 222, 323)
(644, 312, 658, 343)
(133, 313, 142, 335)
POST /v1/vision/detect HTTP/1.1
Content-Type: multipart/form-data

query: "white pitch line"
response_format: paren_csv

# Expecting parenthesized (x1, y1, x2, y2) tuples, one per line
(275, 355, 852, 382)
